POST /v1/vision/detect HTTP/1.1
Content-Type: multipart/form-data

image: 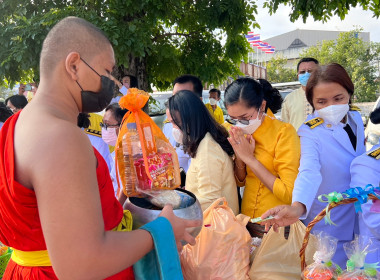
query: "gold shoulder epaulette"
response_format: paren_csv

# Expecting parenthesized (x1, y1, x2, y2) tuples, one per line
(367, 147, 380, 159)
(304, 117, 324, 129)
(85, 128, 102, 137)
(163, 119, 170, 124)
(349, 105, 361, 111)
(88, 113, 103, 132)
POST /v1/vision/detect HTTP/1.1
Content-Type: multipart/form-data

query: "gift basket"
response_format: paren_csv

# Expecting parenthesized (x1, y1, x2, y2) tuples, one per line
(115, 89, 204, 280)
(302, 232, 340, 280)
(337, 235, 378, 280)
(300, 185, 380, 280)
(115, 88, 181, 198)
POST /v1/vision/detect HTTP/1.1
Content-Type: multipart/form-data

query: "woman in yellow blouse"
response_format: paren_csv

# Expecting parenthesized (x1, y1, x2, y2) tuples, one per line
(225, 78, 300, 237)
(166, 90, 239, 214)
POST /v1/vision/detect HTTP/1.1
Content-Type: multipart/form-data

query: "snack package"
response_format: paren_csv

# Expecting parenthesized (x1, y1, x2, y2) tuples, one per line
(116, 89, 181, 197)
(303, 232, 339, 280)
(337, 235, 379, 280)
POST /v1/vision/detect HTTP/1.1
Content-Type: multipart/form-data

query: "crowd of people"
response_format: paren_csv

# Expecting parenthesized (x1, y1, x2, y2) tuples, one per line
(0, 15, 379, 279)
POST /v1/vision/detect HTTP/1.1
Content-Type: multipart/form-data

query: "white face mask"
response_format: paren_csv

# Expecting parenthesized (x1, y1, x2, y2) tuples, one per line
(209, 98, 218, 106)
(316, 104, 349, 125)
(234, 108, 263, 135)
(172, 127, 183, 144)
(102, 127, 118, 146)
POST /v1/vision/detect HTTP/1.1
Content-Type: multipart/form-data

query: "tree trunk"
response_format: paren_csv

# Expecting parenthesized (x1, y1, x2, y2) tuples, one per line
(115, 54, 150, 113)
(116, 54, 149, 92)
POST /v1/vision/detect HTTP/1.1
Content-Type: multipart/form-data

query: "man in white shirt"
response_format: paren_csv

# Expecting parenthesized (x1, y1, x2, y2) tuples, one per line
(281, 57, 319, 130)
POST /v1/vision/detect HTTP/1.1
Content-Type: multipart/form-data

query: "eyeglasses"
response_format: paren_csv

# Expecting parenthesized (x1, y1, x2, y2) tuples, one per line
(226, 108, 260, 125)
(100, 122, 120, 130)
(298, 70, 313, 75)
(226, 118, 250, 125)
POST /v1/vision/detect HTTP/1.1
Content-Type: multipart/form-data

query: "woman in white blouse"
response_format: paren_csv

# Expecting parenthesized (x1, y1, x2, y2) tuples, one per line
(166, 90, 239, 214)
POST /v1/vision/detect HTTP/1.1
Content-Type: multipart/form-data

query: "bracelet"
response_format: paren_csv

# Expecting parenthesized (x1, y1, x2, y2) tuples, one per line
(235, 161, 246, 169)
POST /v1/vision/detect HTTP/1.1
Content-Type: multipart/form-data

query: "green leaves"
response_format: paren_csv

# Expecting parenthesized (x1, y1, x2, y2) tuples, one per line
(0, 0, 257, 90)
(266, 56, 297, 83)
(263, 0, 379, 23)
(7, 0, 378, 92)
(301, 29, 379, 102)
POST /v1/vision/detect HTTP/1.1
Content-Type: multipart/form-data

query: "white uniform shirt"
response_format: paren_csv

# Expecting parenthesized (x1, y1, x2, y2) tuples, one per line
(109, 151, 120, 197)
(110, 86, 128, 105)
(350, 144, 380, 266)
(162, 122, 191, 172)
(85, 132, 113, 172)
(292, 110, 365, 267)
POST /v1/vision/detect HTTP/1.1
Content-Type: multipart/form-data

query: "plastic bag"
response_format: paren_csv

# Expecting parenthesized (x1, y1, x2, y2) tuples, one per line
(337, 235, 379, 280)
(116, 88, 181, 197)
(249, 221, 318, 280)
(303, 231, 339, 280)
(180, 197, 251, 280)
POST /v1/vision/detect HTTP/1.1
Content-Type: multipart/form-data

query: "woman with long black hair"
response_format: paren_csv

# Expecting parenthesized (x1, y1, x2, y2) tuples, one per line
(167, 90, 239, 214)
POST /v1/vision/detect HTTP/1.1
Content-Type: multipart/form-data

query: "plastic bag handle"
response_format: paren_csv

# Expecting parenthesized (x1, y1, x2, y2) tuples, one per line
(265, 222, 290, 241)
(236, 214, 251, 226)
(203, 197, 235, 218)
(209, 197, 228, 209)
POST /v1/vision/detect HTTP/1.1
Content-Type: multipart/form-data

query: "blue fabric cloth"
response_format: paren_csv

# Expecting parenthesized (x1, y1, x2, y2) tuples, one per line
(133, 217, 183, 280)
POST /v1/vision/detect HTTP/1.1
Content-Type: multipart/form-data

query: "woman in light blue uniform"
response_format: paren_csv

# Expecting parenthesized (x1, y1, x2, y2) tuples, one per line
(350, 107, 380, 266)
(262, 63, 365, 267)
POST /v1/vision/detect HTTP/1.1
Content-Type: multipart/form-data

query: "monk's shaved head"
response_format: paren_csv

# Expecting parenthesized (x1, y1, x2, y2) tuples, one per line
(40, 17, 111, 77)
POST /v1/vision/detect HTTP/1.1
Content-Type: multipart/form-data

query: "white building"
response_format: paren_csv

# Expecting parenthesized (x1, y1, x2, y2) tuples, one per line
(253, 29, 370, 68)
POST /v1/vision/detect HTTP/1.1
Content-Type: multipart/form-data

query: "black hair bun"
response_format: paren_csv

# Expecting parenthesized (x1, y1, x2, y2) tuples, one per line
(370, 106, 380, 125)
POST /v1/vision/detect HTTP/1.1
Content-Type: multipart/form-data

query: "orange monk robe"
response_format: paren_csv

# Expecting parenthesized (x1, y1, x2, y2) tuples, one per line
(0, 113, 134, 279)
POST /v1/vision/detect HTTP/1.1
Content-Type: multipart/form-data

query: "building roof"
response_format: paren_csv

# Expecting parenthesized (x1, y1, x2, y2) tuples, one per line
(265, 29, 370, 51)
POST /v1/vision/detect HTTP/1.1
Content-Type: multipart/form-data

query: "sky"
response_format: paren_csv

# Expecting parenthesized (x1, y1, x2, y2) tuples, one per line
(253, 1, 380, 42)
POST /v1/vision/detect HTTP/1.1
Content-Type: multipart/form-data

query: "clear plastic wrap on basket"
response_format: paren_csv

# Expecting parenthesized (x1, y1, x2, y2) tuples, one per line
(115, 88, 181, 197)
(303, 231, 339, 280)
(337, 235, 379, 280)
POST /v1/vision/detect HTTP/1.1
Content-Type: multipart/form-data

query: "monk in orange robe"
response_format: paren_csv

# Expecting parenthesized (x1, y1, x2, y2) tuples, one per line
(0, 16, 198, 279)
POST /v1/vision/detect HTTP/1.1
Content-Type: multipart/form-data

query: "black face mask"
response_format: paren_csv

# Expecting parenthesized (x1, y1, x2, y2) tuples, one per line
(76, 58, 115, 113)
